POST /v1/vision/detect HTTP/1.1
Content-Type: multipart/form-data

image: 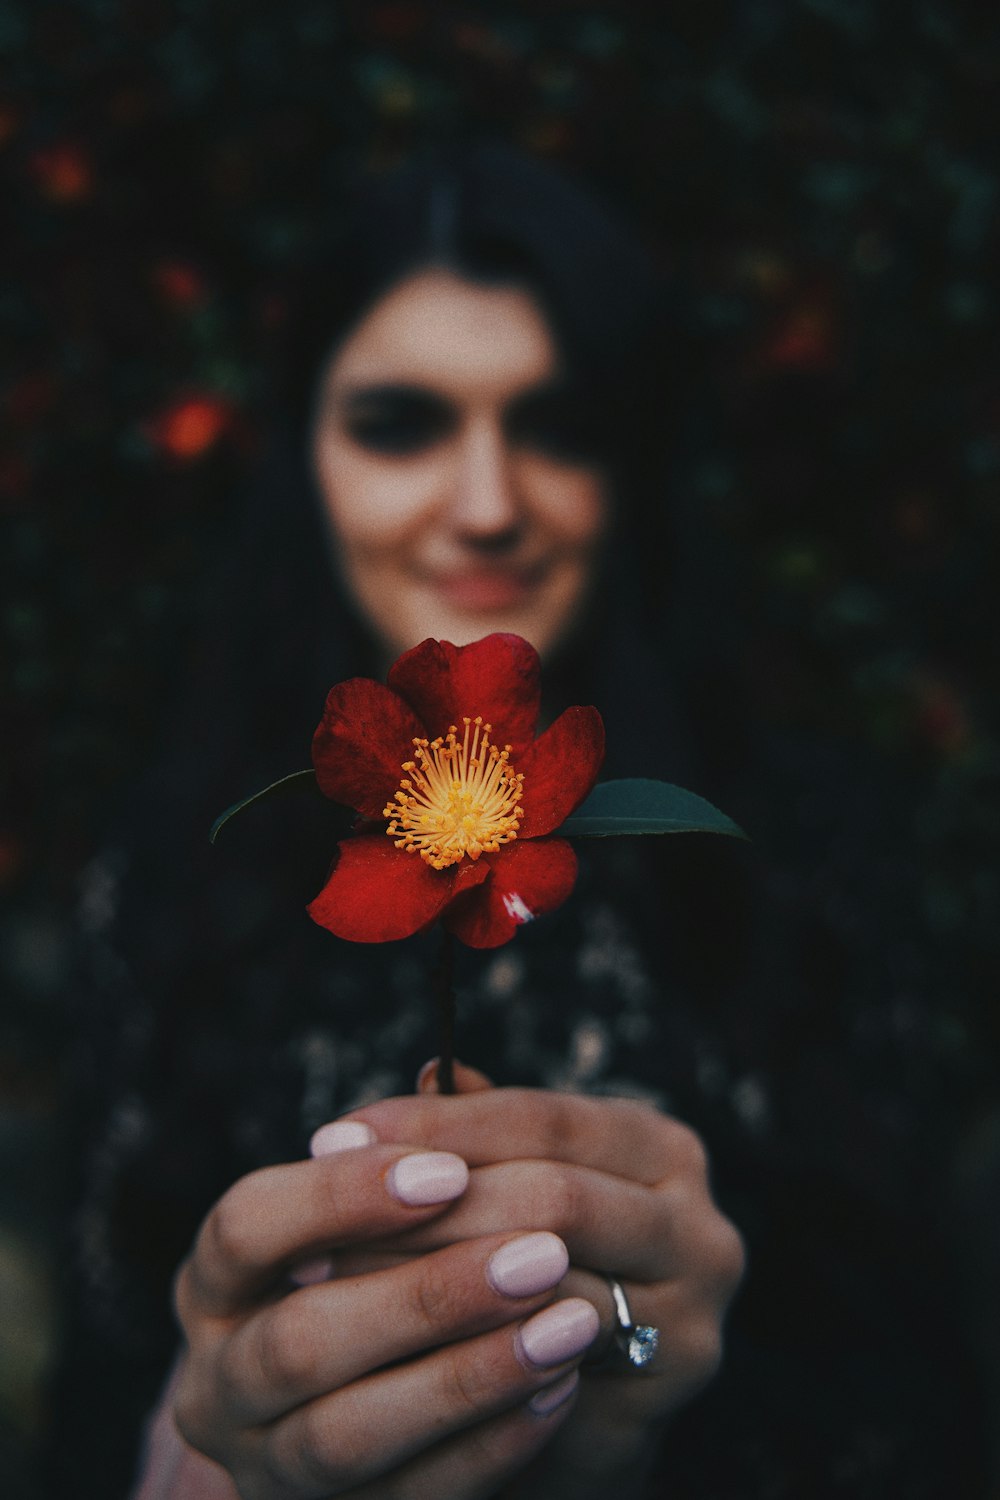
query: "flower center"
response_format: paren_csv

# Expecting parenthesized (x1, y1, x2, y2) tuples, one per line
(383, 716, 525, 870)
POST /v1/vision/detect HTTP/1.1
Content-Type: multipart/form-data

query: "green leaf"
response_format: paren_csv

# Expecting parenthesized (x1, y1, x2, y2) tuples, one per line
(209, 769, 320, 843)
(556, 778, 748, 840)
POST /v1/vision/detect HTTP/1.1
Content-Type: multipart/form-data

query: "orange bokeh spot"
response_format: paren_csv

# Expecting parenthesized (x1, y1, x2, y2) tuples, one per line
(763, 303, 836, 372)
(31, 143, 93, 202)
(148, 396, 231, 461)
(152, 261, 208, 309)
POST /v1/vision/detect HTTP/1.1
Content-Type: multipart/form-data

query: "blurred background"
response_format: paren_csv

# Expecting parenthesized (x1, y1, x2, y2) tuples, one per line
(2, 1, 998, 1494)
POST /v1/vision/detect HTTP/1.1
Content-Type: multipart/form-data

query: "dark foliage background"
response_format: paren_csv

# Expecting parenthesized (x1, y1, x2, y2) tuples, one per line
(1, 2, 998, 1494)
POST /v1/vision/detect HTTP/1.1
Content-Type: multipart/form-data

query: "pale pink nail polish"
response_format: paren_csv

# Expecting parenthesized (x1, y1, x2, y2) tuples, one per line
(528, 1370, 580, 1416)
(486, 1233, 569, 1298)
(290, 1256, 334, 1287)
(386, 1152, 469, 1206)
(310, 1120, 376, 1157)
(517, 1298, 601, 1369)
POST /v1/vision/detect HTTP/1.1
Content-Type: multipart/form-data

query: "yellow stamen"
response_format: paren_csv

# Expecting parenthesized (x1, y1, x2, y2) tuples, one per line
(382, 716, 525, 870)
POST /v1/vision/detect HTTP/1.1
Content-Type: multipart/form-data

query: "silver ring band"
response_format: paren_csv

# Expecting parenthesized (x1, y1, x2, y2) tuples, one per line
(607, 1276, 660, 1369)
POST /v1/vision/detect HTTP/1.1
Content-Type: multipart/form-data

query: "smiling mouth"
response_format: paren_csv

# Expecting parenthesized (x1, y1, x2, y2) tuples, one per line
(429, 567, 543, 611)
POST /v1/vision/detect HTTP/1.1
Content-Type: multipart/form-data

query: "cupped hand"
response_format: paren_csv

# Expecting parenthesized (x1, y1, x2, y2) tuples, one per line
(170, 1140, 601, 1499)
(331, 1066, 746, 1497)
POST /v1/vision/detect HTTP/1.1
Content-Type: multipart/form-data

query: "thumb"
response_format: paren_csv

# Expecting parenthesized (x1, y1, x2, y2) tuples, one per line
(416, 1057, 494, 1094)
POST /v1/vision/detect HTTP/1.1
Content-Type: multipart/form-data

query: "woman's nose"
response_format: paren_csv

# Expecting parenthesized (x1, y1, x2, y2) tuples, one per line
(449, 421, 521, 537)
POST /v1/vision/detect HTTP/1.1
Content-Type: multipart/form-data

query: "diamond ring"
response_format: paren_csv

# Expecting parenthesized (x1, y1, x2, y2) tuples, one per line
(608, 1277, 660, 1369)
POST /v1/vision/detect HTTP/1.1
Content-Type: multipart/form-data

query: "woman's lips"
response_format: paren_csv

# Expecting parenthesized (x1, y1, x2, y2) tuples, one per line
(429, 568, 541, 611)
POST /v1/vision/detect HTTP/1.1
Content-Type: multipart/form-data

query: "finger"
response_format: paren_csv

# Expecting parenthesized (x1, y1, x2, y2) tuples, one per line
(280, 1254, 710, 1380)
(258, 1297, 598, 1497)
(291, 1212, 741, 1342)
(344, 1089, 707, 1187)
(374, 1159, 680, 1281)
(177, 1146, 469, 1319)
(417, 1056, 495, 1094)
(225, 1230, 574, 1424)
(312, 1162, 744, 1301)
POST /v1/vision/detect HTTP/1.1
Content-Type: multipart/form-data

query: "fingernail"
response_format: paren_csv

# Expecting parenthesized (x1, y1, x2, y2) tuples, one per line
(528, 1369, 580, 1416)
(486, 1233, 569, 1298)
(310, 1121, 376, 1157)
(386, 1152, 469, 1206)
(415, 1058, 439, 1091)
(290, 1256, 334, 1287)
(517, 1298, 601, 1369)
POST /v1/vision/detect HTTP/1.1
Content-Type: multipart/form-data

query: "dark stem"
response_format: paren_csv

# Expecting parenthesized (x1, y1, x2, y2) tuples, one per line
(434, 929, 457, 1094)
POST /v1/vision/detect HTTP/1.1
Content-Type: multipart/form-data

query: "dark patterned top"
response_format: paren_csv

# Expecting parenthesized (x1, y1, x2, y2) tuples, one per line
(49, 762, 989, 1499)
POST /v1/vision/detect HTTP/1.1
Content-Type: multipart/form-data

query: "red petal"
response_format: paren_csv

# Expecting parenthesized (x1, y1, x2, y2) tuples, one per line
(442, 838, 578, 949)
(451, 856, 494, 898)
(312, 678, 425, 820)
(516, 706, 605, 839)
(307, 833, 462, 943)
(388, 635, 541, 754)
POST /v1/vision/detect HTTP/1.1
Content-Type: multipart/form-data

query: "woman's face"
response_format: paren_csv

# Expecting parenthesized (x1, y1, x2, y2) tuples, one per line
(312, 269, 610, 663)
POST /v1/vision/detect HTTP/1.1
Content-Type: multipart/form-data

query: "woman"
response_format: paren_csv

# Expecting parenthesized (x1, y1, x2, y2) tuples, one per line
(50, 146, 986, 1498)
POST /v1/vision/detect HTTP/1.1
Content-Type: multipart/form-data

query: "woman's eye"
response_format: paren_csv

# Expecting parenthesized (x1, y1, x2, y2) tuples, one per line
(342, 390, 454, 455)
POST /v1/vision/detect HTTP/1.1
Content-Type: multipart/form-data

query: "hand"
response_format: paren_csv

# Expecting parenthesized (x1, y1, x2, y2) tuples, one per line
(169, 1140, 602, 1499)
(335, 1067, 745, 1498)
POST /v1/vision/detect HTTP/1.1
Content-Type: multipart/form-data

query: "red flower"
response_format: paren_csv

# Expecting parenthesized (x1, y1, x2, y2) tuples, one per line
(308, 634, 604, 949)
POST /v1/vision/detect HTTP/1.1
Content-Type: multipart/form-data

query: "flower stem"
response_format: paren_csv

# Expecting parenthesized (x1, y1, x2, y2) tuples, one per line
(435, 929, 456, 1095)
